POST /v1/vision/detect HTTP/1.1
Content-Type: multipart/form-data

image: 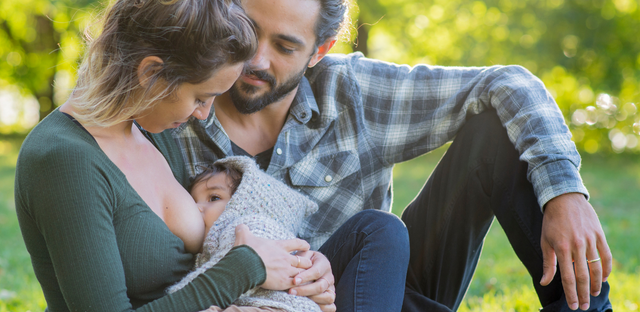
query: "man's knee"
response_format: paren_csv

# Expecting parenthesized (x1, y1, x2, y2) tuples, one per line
(351, 210, 410, 255)
(459, 110, 509, 142)
(451, 109, 518, 164)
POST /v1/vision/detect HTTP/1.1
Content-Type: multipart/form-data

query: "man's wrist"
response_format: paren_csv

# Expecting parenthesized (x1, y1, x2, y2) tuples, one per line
(542, 192, 589, 212)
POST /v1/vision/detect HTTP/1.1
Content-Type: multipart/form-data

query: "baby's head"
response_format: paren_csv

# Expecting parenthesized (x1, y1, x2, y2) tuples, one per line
(189, 163, 242, 235)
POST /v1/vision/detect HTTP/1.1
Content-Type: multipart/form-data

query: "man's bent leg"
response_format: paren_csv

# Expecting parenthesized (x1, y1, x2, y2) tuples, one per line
(401, 110, 611, 311)
(319, 210, 409, 312)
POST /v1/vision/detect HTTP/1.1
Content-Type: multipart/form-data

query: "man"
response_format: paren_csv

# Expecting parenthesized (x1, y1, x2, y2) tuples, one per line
(172, 0, 612, 311)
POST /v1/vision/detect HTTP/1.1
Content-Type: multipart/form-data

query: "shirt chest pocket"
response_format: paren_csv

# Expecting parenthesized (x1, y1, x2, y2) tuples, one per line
(288, 151, 364, 238)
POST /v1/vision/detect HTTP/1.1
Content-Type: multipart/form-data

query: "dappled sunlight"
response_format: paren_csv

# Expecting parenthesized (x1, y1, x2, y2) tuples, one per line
(0, 0, 89, 125)
(350, 0, 640, 155)
(569, 93, 639, 153)
(0, 87, 39, 133)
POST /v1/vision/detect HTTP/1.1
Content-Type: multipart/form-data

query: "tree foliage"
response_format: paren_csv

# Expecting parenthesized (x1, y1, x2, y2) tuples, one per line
(343, 0, 640, 154)
(0, 0, 95, 133)
(2, 0, 640, 153)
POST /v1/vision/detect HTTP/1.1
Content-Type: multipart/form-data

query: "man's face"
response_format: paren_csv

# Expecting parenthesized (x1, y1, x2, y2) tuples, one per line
(230, 0, 320, 114)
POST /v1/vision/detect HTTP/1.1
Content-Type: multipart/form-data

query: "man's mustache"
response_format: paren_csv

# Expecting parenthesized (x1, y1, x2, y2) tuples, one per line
(241, 64, 276, 87)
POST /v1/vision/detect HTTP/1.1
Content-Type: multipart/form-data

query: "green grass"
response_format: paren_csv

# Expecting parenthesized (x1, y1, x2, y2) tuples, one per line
(0, 138, 47, 312)
(0, 140, 638, 311)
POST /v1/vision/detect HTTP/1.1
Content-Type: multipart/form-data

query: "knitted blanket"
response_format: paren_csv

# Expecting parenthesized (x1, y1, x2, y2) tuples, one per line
(167, 156, 321, 312)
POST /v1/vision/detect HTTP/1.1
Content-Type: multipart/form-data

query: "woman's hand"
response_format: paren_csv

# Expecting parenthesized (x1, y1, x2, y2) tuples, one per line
(234, 224, 312, 290)
(289, 251, 336, 312)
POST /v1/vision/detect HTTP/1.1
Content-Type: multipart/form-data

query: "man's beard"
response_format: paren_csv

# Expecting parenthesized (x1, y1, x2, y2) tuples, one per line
(229, 62, 308, 115)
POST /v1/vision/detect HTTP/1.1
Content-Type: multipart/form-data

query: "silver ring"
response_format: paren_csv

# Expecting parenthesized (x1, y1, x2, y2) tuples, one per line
(587, 257, 601, 264)
(296, 255, 301, 267)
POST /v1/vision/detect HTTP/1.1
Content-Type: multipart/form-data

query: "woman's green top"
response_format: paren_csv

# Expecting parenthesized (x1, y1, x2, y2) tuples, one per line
(14, 110, 266, 312)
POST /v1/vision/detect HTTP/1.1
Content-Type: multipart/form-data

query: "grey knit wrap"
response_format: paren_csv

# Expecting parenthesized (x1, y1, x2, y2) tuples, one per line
(167, 156, 321, 312)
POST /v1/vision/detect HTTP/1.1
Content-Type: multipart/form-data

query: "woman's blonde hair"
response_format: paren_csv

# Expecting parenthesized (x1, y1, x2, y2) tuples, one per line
(72, 0, 257, 127)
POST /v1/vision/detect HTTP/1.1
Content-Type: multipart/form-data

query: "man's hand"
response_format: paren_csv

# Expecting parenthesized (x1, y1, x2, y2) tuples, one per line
(540, 193, 612, 311)
(289, 250, 336, 312)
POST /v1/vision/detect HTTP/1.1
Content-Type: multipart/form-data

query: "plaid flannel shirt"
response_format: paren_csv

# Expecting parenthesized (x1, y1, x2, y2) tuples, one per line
(173, 53, 588, 249)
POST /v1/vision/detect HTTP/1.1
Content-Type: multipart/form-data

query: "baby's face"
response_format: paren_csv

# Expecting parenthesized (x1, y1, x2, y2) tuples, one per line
(190, 172, 233, 236)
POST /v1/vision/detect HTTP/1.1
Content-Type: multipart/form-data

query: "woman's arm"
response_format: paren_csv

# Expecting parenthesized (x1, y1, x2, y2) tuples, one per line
(15, 122, 266, 312)
(16, 159, 265, 311)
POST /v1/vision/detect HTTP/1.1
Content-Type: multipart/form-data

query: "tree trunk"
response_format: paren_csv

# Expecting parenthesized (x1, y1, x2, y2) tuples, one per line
(31, 14, 60, 120)
(353, 24, 369, 56)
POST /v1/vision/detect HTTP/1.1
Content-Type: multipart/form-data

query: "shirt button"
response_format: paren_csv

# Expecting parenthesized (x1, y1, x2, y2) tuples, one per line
(324, 175, 333, 182)
(300, 112, 307, 119)
(276, 148, 283, 155)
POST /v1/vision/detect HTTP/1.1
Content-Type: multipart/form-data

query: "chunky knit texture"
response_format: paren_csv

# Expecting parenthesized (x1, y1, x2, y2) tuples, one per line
(168, 156, 320, 312)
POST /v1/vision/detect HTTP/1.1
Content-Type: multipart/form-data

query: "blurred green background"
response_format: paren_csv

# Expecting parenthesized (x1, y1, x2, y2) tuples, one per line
(3, 0, 640, 153)
(1, 0, 639, 310)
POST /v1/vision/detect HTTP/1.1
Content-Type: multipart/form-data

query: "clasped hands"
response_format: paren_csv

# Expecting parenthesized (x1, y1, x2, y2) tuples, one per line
(541, 193, 612, 311)
(234, 224, 336, 312)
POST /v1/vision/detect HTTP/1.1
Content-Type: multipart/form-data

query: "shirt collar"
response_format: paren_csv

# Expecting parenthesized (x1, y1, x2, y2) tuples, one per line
(289, 77, 318, 124)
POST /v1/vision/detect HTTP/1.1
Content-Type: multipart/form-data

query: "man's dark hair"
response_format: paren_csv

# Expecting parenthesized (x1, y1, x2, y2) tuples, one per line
(314, 0, 351, 48)
(189, 163, 243, 195)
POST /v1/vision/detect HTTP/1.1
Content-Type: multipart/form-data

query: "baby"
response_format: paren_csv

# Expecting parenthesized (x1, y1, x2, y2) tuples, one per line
(167, 156, 320, 312)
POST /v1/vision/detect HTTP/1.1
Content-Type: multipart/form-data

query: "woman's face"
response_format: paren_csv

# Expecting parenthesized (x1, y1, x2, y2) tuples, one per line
(135, 62, 244, 133)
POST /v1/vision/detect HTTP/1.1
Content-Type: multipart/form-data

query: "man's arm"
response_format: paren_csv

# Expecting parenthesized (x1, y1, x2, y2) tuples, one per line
(340, 54, 584, 208)
(335, 53, 610, 309)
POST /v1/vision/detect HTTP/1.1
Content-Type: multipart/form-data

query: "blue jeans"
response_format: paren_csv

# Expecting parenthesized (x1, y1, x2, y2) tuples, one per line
(318, 210, 410, 312)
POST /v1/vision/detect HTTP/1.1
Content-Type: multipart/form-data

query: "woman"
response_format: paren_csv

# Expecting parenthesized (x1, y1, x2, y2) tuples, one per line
(14, 0, 332, 310)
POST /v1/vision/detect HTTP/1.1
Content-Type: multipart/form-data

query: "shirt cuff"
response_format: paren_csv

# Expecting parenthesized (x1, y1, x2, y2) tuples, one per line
(530, 159, 590, 212)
